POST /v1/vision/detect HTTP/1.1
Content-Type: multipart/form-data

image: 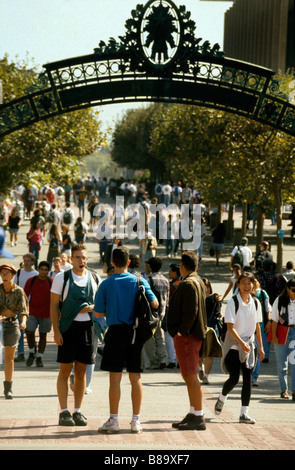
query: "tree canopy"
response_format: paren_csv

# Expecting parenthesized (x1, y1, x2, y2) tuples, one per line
(0, 54, 104, 193)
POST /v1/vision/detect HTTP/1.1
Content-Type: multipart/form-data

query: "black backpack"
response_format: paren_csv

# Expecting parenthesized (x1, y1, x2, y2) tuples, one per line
(132, 274, 160, 344)
(232, 246, 244, 267)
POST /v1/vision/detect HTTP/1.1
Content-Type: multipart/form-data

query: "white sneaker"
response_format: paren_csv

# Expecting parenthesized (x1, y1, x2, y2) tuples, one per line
(131, 420, 143, 433)
(239, 413, 256, 424)
(85, 387, 92, 395)
(98, 418, 120, 434)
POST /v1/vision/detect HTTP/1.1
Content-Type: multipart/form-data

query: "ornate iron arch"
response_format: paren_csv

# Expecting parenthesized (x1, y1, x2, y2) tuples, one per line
(1, 0, 295, 138)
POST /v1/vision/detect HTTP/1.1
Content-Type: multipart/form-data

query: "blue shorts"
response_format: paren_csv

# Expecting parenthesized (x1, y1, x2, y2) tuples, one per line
(213, 242, 224, 250)
(26, 316, 52, 334)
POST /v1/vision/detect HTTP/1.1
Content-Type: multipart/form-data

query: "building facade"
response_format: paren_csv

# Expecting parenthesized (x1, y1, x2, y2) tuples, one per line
(223, 0, 295, 73)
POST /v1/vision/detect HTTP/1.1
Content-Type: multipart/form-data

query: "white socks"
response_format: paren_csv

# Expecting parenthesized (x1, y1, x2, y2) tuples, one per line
(190, 406, 204, 416)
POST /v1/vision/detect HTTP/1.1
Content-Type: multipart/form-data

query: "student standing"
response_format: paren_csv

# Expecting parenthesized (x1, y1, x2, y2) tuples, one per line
(50, 243, 99, 427)
(94, 246, 158, 434)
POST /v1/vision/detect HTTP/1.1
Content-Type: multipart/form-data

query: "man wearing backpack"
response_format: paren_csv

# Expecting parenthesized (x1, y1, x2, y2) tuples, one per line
(167, 251, 207, 431)
(50, 243, 100, 427)
(94, 246, 158, 434)
(230, 237, 253, 270)
(24, 261, 52, 368)
(61, 202, 74, 228)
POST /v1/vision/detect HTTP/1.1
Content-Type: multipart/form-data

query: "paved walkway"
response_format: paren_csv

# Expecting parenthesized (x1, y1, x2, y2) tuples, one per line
(0, 200, 294, 451)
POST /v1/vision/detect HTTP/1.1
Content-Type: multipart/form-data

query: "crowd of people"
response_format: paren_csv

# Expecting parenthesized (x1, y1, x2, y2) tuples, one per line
(0, 176, 294, 435)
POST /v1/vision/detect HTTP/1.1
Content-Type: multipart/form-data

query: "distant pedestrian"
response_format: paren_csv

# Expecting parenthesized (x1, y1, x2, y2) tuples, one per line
(8, 208, 21, 247)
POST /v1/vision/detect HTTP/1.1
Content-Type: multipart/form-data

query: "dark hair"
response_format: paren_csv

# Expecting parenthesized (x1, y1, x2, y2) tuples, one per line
(129, 254, 141, 269)
(147, 257, 162, 272)
(112, 246, 129, 268)
(181, 251, 198, 271)
(286, 261, 294, 270)
(237, 271, 255, 284)
(169, 263, 180, 277)
(278, 277, 295, 307)
(202, 277, 213, 294)
(38, 261, 50, 270)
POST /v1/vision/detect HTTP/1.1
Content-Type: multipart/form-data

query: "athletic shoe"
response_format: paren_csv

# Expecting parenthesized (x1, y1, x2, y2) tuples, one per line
(172, 413, 192, 429)
(36, 357, 43, 367)
(26, 352, 35, 367)
(98, 419, 120, 434)
(178, 414, 206, 431)
(252, 380, 259, 387)
(73, 412, 87, 426)
(14, 354, 25, 362)
(59, 410, 75, 426)
(131, 420, 143, 433)
(202, 376, 209, 385)
(85, 387, 92, 395)
(239, 413, 256, 424)
(214, 398, 224, 415)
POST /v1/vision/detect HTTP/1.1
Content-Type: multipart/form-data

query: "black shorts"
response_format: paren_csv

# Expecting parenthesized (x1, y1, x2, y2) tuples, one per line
(57, 320, 95, 365)
(101, 324, 144, 373)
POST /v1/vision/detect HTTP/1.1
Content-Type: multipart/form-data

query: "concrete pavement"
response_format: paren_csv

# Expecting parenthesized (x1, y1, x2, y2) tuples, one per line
(0, 201, 294, 451)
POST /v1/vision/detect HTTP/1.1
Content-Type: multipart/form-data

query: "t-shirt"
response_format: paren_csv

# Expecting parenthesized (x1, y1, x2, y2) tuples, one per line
(231, 245, 253, 267)
(24, 276, 52, 318)
(14, 269, 39, 290)
(225, 293, 262, 348)
(94, 272, 156, 326)
(51, 269, 100, 322)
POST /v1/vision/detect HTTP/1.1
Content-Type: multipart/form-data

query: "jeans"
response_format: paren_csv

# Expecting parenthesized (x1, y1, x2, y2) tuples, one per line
(273, 326, 295, 392)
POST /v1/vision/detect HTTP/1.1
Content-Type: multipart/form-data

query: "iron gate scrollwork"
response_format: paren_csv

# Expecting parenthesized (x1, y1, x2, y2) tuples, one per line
(1, 0, 295, 138)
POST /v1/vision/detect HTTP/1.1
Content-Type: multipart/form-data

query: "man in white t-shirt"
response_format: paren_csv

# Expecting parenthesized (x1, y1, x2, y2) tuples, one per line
(14, 253, 38, 362)
(50, 243, 101, 427)
(162, 182, 172, 206)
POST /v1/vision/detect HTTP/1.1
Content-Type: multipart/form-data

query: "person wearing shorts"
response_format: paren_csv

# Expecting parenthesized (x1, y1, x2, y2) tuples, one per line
(50, 243, 100, 427)
(167, 251, 207, 431)
(24, 261, 52, 368)
(94, 245, 158, 434)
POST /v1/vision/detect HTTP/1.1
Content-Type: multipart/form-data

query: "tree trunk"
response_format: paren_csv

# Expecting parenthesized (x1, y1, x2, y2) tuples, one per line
(241, 201, 247, 237)
(255, 206, 264, 254)
(226, 204, 234, 240)
(274, 182, 283, 273)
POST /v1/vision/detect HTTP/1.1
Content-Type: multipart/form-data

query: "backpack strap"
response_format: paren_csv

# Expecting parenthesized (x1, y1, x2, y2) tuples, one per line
(233, 294, 258, 314)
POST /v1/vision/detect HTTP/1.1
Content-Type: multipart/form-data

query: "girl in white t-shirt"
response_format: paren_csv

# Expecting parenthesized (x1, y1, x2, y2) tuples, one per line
(215, 272, 265, 424)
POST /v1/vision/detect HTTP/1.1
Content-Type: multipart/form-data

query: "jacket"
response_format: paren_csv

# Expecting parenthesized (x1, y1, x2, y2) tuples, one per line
(167, 272, 207, 339)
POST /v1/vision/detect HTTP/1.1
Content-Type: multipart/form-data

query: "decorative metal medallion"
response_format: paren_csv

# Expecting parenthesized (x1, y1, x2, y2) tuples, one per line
(140, 0, 181, 66)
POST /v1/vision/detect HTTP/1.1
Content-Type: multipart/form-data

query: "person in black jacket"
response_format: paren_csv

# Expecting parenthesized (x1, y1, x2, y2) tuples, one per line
(198, 278, 222, 385)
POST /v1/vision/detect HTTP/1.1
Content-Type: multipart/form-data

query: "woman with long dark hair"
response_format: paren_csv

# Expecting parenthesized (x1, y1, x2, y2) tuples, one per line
(270, 277, 295, 400)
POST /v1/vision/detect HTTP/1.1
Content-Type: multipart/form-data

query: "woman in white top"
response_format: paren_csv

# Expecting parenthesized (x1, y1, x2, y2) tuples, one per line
(270, 278, 295, 400)
(214, 272, 264, 424)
